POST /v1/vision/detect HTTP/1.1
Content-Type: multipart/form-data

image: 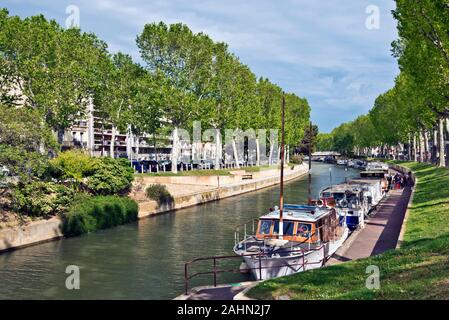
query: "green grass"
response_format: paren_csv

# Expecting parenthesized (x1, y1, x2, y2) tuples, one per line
(243, 165, 279, 173)
(247, 161, 449, 300)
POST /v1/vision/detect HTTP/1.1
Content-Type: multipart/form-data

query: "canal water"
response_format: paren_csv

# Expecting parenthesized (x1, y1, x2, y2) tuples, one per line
(0, 163, 359, 299)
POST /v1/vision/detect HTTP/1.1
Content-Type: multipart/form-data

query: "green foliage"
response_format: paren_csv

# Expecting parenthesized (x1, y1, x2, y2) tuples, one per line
(0, 12, 109, 142)
(0, 104, 57, 152)
(49, 150, 97, 185)
(12, 181, 75, 217)
(290, 154, 304, 165)
(0, 145, 49, 183)
(63, 195, 138, 236)
(86, 157, 134, 195)
(316, 133, 334, 151)
(145, 184, 174, 205)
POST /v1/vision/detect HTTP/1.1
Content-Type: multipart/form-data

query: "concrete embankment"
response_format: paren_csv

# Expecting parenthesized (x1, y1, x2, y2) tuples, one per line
(0, 164, 308, 253)
(131, 164, 308, 219)
(0, 217, 63, 252)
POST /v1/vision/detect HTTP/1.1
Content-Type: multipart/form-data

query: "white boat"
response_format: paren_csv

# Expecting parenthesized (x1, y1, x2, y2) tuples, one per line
(336, 159, 347, 166)
(233, 204, 349, 280)
(347, 178, 385, 210)
(320, 184, 369, 230)
(366, 162, 389, 173)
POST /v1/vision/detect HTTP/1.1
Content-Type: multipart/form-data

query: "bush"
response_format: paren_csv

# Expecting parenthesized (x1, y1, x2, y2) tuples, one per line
(49, 150, 97, 185)
(145, 184, 174, 205)
(12, 181, 76, 217)
(86, 157, 134, 195)
(290, 154, 304, 164)
(63, 195, 138, 236)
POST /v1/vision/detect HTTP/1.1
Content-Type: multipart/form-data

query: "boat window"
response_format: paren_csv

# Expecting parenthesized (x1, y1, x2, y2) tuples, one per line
(273, 221, 294, 236)
(273, 220, 279, 234)
(332, 193, 345, 202)
(259, 220, 272, 235)
(297, 223, 312, 238)
(283, 221, 295, 236)
(322, 192, 331, 198)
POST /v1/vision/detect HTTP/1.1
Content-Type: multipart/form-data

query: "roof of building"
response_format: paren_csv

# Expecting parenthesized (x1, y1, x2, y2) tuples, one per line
(321, 184, 363, 194)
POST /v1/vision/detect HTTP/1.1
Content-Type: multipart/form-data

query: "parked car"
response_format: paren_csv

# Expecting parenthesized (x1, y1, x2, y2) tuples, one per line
(337, 159, 347, 166)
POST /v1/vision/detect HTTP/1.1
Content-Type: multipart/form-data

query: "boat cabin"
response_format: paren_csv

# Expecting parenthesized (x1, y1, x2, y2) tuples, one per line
(359, 171, 388, 191)
(366, 162, 389, 173)
(255, 205, 339, 244)
(347, 178, 384, 207)
(319, 184, 365, 209)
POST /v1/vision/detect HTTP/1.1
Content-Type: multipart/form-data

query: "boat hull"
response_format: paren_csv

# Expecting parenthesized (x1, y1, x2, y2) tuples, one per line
(242, 228, 349, 280)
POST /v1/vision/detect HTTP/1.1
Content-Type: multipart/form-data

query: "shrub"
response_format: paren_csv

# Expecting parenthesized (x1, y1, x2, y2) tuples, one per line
(291, 154, 304, 164)
(63, 196, 138, 236)
(49, 150, 97, 185)
(145, 184, 174, 205)
(86, 157, 134, 195)
(12, 181, 76, 217)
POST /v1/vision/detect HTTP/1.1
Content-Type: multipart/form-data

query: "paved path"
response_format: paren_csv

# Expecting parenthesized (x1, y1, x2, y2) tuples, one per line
(327, 186, 412, 265)
(175, 283, 252, 300)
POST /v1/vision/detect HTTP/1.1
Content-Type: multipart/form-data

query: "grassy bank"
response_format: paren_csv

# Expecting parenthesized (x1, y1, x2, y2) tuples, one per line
(247, 162, 449, 300)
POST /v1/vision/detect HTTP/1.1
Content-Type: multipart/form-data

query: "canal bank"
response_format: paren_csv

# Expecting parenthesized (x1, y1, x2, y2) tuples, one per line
(0, 163, 356, 299)
(0, 164, 307, 253)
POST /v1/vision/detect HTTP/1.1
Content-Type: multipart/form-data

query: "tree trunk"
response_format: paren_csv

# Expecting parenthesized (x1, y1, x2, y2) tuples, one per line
(256, 137, 260, 166)
(232, 138, 240, 169)
(433, 129, 438, 163)
(269, 143, 274, 166)
(419, 131, 425, 162)
(424, 131, 429, 162)
(172, 127, 179, 173)
(214, 128, 221, 169)
(408, 133, 411, 161)
(135, 136, 140, 160)
(439, 117, 446, 167)
(110, 126, 116, 158)
(413, 134, 417, 162)
(57, 127, 65, 147)
(153, 133, 158, 162)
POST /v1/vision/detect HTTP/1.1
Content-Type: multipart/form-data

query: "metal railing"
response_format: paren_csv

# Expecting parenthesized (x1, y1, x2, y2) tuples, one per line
(184, 245, 326, 295)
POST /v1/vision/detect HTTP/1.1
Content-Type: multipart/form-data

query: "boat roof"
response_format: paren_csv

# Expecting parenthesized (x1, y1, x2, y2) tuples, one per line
(321, 184, 363, 194)
(360, 170, 387, 174)
(260, 204, 332, 223)
(347, 178, 380, 186)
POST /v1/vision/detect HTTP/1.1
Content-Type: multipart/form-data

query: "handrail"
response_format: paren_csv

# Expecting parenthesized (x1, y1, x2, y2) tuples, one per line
(184, 237, 330, 295)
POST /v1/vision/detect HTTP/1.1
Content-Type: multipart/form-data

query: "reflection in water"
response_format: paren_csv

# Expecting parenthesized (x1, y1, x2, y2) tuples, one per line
(0, 163, 358, 299)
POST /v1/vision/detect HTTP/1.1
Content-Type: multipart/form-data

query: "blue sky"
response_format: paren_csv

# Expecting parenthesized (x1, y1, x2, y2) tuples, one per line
(2, 0, 399, 132)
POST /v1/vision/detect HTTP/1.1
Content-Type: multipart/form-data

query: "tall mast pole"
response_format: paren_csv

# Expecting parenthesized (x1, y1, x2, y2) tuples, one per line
(308, 121, 312, 204)
(279, 94, 285, 239)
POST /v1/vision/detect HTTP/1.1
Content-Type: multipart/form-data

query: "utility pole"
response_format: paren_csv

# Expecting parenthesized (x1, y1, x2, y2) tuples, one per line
(308, 121, 312, 204)
(279, 94, 285, 239)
